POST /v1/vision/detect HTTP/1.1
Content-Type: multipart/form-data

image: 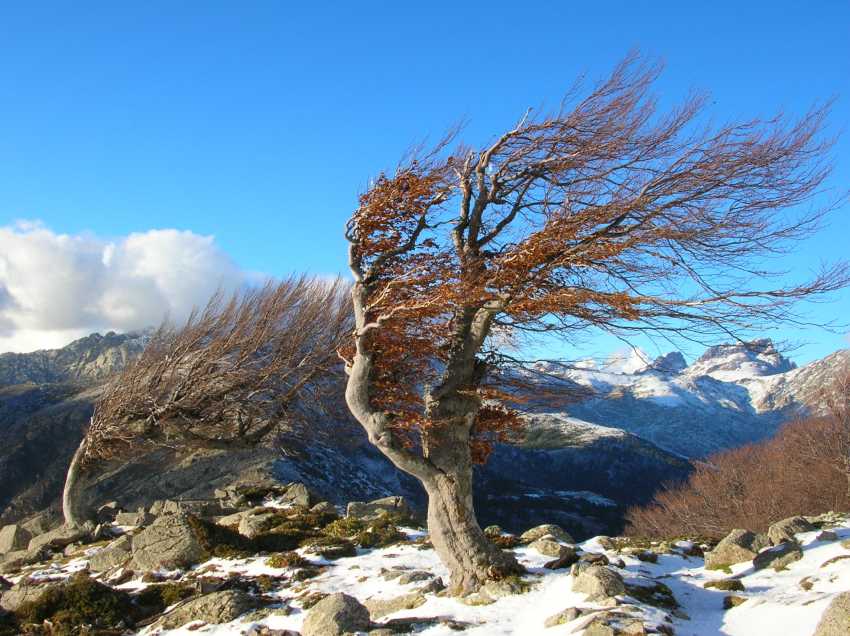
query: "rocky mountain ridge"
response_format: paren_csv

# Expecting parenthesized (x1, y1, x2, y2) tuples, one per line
(0, 332, 846, 539)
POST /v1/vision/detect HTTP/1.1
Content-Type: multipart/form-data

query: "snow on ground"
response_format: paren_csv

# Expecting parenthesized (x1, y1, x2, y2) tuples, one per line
(13, 518, 850, 635)
(132, 518, 850, 635)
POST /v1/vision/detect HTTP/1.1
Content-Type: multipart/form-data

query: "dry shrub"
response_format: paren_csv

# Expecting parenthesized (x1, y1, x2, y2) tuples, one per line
(625, 414, 849, 539)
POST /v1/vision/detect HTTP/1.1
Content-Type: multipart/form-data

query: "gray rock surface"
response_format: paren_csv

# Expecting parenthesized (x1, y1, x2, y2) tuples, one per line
(347, 496, 411, 520)
(238, 509, 279, 538)
(28, 522, 92, 552)
(813, 592, 850, 636)
(302, 592, 371, 636)
(364, 592, 426, 618)
(530, 537, 574, 558)
(520, 523, 574, 544)
(0, 524, 30, 554)
(88, 534, 132, 571)
(704, 529, 769, 569)
(767, 516, 815, 545)
(752, 541, 803, 571)
(572, 565, 625, 599)
(160, 590, 258, 628)
(0, 578, 60, 611)
(130, 514, 206, 570)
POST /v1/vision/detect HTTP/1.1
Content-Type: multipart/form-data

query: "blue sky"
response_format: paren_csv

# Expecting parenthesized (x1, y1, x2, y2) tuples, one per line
(0, 1, 848, 363)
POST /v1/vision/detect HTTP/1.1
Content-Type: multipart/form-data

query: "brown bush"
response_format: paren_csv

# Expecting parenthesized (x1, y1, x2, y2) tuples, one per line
(625, 414, 849, 539)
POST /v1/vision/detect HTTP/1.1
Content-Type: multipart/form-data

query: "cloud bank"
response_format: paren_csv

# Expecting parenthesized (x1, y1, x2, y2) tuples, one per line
(0, 221, 248, 353)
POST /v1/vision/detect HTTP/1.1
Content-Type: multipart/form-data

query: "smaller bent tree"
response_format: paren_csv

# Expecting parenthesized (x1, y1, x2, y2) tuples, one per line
(63, 276, 351, 526)
(342, 55, 848, 594)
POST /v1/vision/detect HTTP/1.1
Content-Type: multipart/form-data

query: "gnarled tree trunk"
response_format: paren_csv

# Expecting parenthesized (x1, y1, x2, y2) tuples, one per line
(62, 437, 89, 527)
(423, 465, 520, 595)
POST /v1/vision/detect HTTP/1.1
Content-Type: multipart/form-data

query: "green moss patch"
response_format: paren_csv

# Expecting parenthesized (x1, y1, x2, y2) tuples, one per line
(322, 516, 405, 549)
(704, 579, 745, 592)
(625, 581, 678, 609)
(14, 572, 135, 634)
(267, 551, 309, 569)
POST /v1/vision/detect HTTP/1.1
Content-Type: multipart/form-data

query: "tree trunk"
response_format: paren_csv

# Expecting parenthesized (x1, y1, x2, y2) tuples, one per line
(62, 438, 88, 527)
(423, 468, 522, 595)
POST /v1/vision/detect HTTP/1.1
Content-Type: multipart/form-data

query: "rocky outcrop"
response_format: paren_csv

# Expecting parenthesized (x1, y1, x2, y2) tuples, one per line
(346, 496, 411, 520)
(0, 525, 30, 554)
(130, 514, 206, 570)
(159, 590, 258, 628)
(88, 534, 132, 571)
(814, 592, 850, 636)
(704, 529, 769, 569)
(520, 523, 574, 544)
(752, 542, 803, 571)
(767, 516, 815, 545)
(572, 565, 625, 599)
(302, 592, 371, 636)
(28, 522, 92, 552)
(0, 578, 60, 612)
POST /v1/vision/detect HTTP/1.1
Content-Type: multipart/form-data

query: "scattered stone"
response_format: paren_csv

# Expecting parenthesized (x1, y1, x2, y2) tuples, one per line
(0, 578, 61, 612)
(346, 496, 411, 521)
(115, 508, 153, 527)
(310, 501, 337, 515)
(484, 525, 503, 537)
(416, 577, 445, 594)
(572, 566, 625, 599)
(520, 523, 574, 544)
(817, 530, 839, 542)
(96, 501, 121, 523)
(301, 592, 371, 636)
(130, 514, 207, 570)
(583, 614, 647, 635)
(396, 570, 433, 585)
(239, 509, 281, 539)
(724, 595, 747, 609)
(483, 577, 528, 598)
(799, 576, 815, 591)
(544, 549, 580, 570)
(0, 525, 30, 555)
(283, 482, 316, 507)
(159, 590, 258, 628)
(365, 592, 426, 618)
(27, 522, 92, 552)
(88, 534, 132, 571)
(459, 591, 496, 606)
(753, 541, 803, 571)
(302, 537, 357, 559)
(531, 537, 573, 558)
(813, 591, 850, 636)
(704, 529, 769, 569)
(544, 606, 583, 627)
(635, 550, 658, 563)
(767, 516, 815, 545)
(704, 578, 745, 591)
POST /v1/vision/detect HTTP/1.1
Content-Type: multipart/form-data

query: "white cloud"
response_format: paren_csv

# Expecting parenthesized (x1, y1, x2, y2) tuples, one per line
(0, 221, 248, 353)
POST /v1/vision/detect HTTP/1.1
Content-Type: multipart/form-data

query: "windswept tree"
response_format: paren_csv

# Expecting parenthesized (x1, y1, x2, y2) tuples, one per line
(63, 276, 351, 526)
(342, 55, 848, 594)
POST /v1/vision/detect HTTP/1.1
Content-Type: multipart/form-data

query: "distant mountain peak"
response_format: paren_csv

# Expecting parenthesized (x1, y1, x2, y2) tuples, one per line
(684, 338, 796, 381)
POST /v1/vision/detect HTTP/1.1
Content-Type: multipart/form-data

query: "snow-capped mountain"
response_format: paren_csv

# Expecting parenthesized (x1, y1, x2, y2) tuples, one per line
(530, 339, 848, 458)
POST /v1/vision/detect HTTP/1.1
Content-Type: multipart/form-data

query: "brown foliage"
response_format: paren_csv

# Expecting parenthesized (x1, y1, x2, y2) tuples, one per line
(344, 53, 848, 470)
(626, 368, 850, 539)
(80, 276, 351, 467)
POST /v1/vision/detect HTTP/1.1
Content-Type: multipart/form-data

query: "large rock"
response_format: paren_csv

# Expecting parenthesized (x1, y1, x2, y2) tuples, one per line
(238, 508, 279, 538)
(752, 541, 803, 571)
(0, 547, 45, 574)
(530, 537, 574, 559)
(520, 524, 574, 544)
(572, 565, 625, 599)
(346, 496, 411, 520)
(114, 508, 153, 527)
(149, 499, 226, 517)
(814, 592, 850, 636)
(130, 514, 207, 570)
(0, 578, 61, 612)
(364, 592, 426, 619)
(767, 516, 815, 545)
(0, 525, 30, 554)
(28, 523, 92, 552)
(302, 592, 371, 636)
(704, 529, 769, 569)
(160, 590, 257, 628)
(88, 535, 132, 571)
